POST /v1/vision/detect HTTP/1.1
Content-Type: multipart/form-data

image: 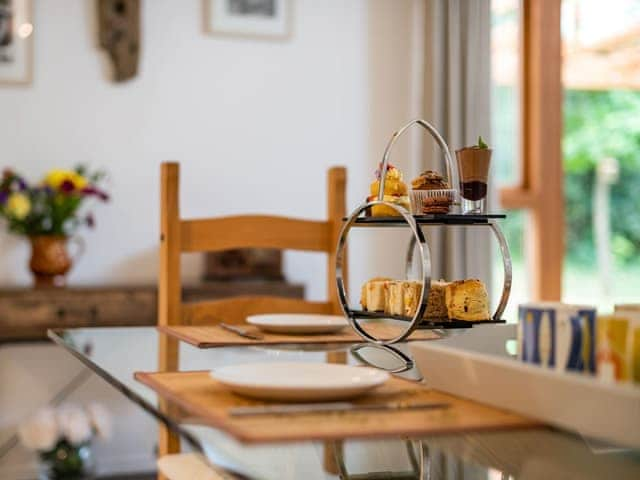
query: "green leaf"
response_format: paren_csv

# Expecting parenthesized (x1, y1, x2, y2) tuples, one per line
(477, 136, 488, 149)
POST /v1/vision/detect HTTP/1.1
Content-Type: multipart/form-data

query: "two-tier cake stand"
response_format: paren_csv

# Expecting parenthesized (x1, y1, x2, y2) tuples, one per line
(335, 119, 512, 345)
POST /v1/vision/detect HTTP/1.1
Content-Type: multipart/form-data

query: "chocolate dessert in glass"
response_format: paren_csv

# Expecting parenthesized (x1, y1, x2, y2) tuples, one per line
(455, 137, 492, 214)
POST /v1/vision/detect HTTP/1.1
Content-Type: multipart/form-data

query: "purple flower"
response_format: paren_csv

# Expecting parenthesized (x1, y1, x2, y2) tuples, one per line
(60, 179, 76, 193)
(81, 186, 110, 202)
(5, 175, 27, 192)
(0, 191, 7, 205)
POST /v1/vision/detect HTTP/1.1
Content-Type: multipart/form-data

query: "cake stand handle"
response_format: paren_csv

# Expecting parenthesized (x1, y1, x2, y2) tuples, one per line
(407, 222, 512, 322)
(336, 199, 432, 345)
(378, 119, 455, 202)
(349, 343, 415, 374)
(405, 235, 416, 280)
(489, 221, 512, 321)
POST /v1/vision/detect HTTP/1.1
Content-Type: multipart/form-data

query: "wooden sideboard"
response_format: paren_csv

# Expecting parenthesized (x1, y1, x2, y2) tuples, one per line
(0, 281, 304, 343)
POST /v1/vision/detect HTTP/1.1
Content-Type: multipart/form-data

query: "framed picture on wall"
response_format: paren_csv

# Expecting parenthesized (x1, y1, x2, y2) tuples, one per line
(0, 0, 33, 85)
(203, 0, 292, 40)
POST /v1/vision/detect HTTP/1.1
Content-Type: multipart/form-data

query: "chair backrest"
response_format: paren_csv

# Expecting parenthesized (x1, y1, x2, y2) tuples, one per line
(158, 162, 347, 354)
(156, 162, 347, 462)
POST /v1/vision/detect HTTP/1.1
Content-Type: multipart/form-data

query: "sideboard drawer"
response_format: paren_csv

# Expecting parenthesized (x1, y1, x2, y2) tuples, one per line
(0, 281, 304, 342)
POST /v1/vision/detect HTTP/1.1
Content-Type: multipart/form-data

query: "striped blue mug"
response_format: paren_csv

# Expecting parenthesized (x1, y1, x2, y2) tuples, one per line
(518, 302, 596, 374)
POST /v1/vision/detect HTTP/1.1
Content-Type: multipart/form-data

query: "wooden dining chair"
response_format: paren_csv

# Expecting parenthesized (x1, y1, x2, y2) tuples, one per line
(157, 161, 348, 469)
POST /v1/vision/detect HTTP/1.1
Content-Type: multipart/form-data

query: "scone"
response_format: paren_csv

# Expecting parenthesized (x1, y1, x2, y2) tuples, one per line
(425, 280, 450, 318)
(445, 279, 490, 321)
(368, 163, 410, 216)
(402, 280, 449, 319)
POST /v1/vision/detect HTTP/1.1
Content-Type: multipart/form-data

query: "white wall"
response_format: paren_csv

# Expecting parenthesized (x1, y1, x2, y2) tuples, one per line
(0, 0, 422, 476)
(2, 0, 366, 295)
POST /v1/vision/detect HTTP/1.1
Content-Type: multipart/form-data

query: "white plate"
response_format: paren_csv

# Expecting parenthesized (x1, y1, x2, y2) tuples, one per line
(246, 314, 349, 334)
(210, 362, 389, 401)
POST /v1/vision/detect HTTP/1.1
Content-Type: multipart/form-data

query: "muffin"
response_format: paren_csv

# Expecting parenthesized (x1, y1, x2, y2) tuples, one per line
(411, 170, 449, 190)
(410, 170, 455, 214)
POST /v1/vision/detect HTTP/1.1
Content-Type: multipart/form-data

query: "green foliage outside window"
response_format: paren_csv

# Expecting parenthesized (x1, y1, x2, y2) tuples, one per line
(493, 87, 640, 266)
(564, 90, 640, 265)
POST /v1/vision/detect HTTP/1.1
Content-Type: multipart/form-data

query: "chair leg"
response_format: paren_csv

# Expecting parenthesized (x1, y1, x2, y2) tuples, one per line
(158, 333, 181, 479)
(323, 350, 347, 474)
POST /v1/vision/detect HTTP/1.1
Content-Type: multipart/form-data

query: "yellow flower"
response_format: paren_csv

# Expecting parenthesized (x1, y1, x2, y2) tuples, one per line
(6, 192, 31, 220)
(44, 169, 88, 192)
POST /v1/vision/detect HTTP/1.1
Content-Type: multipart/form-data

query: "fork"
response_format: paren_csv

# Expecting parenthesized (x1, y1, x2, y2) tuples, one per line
(219, 323, 264, 340)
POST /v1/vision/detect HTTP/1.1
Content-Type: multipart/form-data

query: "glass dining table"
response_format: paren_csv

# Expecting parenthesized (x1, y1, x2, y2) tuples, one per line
(48, 326, 640, 480)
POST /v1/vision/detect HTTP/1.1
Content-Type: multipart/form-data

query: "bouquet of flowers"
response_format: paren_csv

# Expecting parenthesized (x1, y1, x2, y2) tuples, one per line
(0, 166, 109, 236)
(18, 403, 112, 479)
(0, 166, 110, 285)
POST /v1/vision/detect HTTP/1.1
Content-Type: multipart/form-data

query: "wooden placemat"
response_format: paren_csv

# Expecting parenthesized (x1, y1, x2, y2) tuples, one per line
(134, 370, 540, 444)
(158, 323, 439, 348)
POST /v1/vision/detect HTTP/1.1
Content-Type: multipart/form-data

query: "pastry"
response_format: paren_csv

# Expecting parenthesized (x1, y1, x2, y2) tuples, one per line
(368, 163, 411, 216)
(361, 278, 450, 319)
(360, 283, 367, 310)
(367, 194, 411, 216)
(401, 280, 449, 318)
(445, 279, 490, 321)
(403, 281, 421, 317)
(388, 281, 405, 316)
(410, 170, 453, 214)
(425, 280, 450, 318)
(361, 277, 391, 312)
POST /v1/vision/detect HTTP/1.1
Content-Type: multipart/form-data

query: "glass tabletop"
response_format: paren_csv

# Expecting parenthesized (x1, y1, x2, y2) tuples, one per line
(48, 326, 640, 480)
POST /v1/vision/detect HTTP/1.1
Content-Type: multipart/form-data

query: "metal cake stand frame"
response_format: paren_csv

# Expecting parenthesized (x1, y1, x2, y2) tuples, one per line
(335, 119, 512, 345)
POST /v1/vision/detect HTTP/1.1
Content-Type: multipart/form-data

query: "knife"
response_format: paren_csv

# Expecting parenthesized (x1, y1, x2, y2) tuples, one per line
(219, 323, 264, 340)
(229, 401, 450, 416)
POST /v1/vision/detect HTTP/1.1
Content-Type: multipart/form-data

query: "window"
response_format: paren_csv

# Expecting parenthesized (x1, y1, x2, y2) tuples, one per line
(491, 0, 640, 318)
(561, 0, 640, 311)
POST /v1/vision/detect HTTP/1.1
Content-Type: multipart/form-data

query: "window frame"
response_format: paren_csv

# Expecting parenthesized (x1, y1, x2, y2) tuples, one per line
(498, 0, 564, 301)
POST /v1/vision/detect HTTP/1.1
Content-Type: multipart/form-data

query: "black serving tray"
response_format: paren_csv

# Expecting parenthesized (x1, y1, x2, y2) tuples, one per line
(347, 309, 506, 329)
(344, 213, 506, 226)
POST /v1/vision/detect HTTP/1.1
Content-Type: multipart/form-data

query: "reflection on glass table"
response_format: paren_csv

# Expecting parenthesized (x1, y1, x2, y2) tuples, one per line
(48, 327, 640, 479)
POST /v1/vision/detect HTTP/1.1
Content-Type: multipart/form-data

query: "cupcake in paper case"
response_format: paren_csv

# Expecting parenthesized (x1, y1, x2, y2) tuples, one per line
(410, 170, 455, 214)
(419, 189, 457, 215)
(518, 302, 596, 375)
